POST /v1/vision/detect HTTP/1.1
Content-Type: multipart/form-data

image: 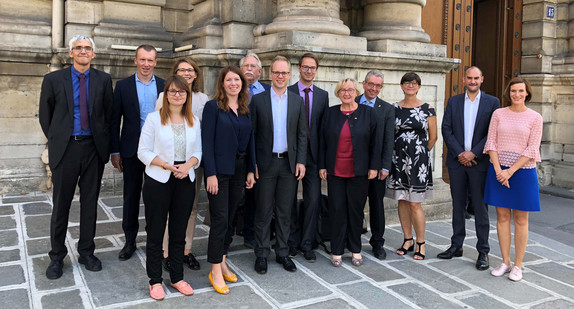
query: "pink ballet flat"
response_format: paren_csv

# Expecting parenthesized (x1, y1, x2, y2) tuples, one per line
(490, 263, 511, 277)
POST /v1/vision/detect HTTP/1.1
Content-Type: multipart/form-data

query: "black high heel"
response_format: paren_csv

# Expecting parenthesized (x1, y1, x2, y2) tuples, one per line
(396, 238, 414, 255)
(414, 241, 426, 260)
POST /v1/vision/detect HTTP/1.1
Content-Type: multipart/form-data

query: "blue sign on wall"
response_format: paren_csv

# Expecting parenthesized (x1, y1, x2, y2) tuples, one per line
(547, 6, 555, 18)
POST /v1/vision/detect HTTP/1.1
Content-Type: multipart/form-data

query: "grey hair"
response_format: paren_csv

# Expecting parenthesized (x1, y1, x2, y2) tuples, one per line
(68, 35, 96, 52)
(239, 52, 262, 69)
(364, 70, 384, 83)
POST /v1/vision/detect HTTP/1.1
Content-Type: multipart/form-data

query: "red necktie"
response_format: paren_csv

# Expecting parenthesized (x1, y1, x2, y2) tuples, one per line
(303, 88, 310, 138)
(79, 73, 88, 130)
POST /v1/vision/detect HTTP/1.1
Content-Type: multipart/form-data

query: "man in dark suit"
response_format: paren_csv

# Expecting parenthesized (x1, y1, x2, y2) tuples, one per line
(251, 55, 307, 274)
(39, 35, 113, 279)
(287, 53, 328, 262)
(355, 70, 395, 260)
(438, 66, 500, 270)
(110, 45, 165, 261)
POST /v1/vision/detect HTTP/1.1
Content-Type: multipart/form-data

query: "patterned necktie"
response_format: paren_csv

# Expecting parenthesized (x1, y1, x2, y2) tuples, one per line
(249, 84, 255, 97)
(79, 73, 88, 130)
(303, 88, 311, 138)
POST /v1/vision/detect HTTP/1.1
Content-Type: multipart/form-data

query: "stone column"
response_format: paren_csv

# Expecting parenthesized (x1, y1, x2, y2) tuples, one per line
(359, 0, 431, 52)
(253, 0, 366, 51)
(569, 1, 574, 55)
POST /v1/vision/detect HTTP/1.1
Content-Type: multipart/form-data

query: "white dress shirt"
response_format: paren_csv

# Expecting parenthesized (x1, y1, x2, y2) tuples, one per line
(271, 88, 289, 153)
(464, 91, 481, 151)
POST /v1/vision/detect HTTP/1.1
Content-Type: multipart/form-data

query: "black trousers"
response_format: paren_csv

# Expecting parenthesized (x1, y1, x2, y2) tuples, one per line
(121, 155, 145, 244)
(289, 149, 321, 251)
(49, 137, 104, 261)
(448, 166, 490, 254)
(207, 155, 247, 263)
(254, 157, 298, 258)
(241, 186, 256, 242)
(327, 175, 369, 255)
(143, 173, 195, 285)
(368, 177, 387, 250)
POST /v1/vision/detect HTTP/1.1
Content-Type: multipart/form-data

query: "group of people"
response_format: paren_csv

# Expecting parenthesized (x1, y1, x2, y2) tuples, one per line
(38, 35, 543, 301)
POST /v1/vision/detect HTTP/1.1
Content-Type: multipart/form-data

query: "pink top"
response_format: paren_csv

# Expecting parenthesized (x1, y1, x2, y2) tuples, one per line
(483, 107, 543, 169)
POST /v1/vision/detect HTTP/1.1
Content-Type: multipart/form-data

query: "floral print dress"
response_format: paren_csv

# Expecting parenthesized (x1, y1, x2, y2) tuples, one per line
(385, 102, 435, 202)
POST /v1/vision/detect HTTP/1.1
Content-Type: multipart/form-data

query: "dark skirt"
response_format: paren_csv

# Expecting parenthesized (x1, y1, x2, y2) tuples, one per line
(484, 164, 541, 212)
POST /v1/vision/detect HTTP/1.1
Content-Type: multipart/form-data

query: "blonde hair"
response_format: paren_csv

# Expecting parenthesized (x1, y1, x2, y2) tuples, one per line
(334, 78, 359, 98)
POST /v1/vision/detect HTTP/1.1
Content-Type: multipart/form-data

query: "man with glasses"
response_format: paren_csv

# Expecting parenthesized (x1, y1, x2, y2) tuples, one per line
(355, 70, 395, 260)
(250, 56, 307, 274)
(240, 52, 271, 97)
(40, 35, 113, 279)
(111, 45, 165, 261)
(286, 53, 328, 262)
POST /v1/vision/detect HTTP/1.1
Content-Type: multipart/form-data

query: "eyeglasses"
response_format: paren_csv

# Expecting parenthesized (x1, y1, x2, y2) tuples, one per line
(72, 46, 93, 52)
(176, 68, 195, 74)
(365, 82, 383, 89)
(167, 90, 187, 96)
(339, 89, 356, 94)
(402, 81, 419, 87)
(271, 71, 290, 77)
(300, 65, 317, 72)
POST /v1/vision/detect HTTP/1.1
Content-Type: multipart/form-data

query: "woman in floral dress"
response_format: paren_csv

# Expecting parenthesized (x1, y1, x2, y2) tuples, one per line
(386, 72, 437, 260)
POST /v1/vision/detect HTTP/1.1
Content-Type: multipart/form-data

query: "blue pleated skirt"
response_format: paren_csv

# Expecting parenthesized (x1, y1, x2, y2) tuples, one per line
(484, 164, 541, 212)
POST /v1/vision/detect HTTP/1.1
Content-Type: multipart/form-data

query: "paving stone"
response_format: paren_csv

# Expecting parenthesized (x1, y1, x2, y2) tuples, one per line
(0, 216, 16, 230)
(0, 265, 25, 287)
(531, 298, 574, 309)
(487, 239, 543, 264)
(0, 205, 15, 216)
(229, 252, 332, 304)
(426, 221, 455, 237)
(33, 256, 75, 291)
(430, 259, 551, 304)
(0, 230, 18, 247)
(68, 201, 109, 223)
(291, 251, 362, 285)
(0, 249, 20, 263)
(526, 272, 574, 299)
(100, 197, 123, 207)
(340, 281, 411, 308)
(456, 293, 513, 309)
(69, 219, 144, 239)
(527, 262, 574, 286)
(298, 298, 353, 308)
(118, 235, 148, 247)
(163, 255, 213, 293)
(74, 237, 115, 250)
(353, 256, 405, 283)
(110, 205, 145, 219)
(529, 232, 574, 257)
(422, 229, 452, 246)
(26, 238, 51, 256)
(0, 288, 29, 309)
(527, 244, 573, 262)
(22, 202, 52, 215)
(2, 195, 47, 204)
(41, 289, 84, 309)
(389, 259, 469, 293)
(25, 215, 50, 238)
(388, 282, 461, 309)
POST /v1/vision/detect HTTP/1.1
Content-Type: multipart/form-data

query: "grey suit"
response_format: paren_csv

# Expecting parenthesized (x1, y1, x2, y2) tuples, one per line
(250, 89, 307, 258)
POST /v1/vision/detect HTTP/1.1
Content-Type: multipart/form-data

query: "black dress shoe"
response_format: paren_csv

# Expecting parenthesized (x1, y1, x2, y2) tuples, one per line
(254, 257, 267, 274)
(289, 247, 298, 258)
(276, 256, 297, 272)
(476, 253, 489, 271)
(373, 247, 387, 260)
(437, 246, 463, 259)
(46, 260, 63, 279)
(118, 242, 136, 261)
(184, 253, 200, 270)
(303, 250, 316, 262)
(78, 254, 102, 271)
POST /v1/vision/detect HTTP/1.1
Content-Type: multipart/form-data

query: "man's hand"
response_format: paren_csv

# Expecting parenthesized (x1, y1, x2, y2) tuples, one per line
(319, 169, 327, 180)
(368, 169, 377, 180)
(458, 151, 476, 165)
(111, 154, 123, 172)
(206, 175, 218, 195)
(246, 172, 256, 189)
(378, 170, 389, 180)
(295, 163, 306, 180)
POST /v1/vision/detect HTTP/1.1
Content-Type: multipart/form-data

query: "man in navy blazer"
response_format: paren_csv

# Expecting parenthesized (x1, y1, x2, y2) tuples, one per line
(439, 66, 500, 270)
(110, 45, 165, 261)
(286, 53, 328, 262)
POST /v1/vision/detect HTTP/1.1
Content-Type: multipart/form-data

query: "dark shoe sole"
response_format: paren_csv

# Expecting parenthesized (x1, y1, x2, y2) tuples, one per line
(78, 257, 102, 272)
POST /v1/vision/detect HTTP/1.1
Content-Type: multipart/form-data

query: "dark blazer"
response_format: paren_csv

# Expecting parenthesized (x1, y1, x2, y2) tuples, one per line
(442, 91, 500, 172)
(355, 95, 395, 171)
(288, 83, 329, 163)
(261, 82, 271, 91)
(319, 104, 382, 176)
(201, 100, 256, 177)
(110, 74, 165, 158)
(250, 90, 307, 174)
(39, 67, 113, 169)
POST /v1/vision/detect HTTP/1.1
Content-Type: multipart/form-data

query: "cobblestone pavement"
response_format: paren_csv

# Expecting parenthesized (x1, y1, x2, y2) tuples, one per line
(1, 192, 573, 309)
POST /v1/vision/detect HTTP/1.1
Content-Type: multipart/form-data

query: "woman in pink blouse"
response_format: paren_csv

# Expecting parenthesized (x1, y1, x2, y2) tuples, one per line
(483, 77, 543, 282)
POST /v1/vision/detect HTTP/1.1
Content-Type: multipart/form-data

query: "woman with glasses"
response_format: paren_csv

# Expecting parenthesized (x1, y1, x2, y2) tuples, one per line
(139, 76, 202, 300)
(386, 72, 437, 261)
(155, 57, 208, 272)
(202, 66, 256, 294)
(319, 78, 381, 267)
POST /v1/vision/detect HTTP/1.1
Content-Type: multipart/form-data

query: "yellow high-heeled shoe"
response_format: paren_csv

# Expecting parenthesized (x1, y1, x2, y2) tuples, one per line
(209, 272, 229, 295)
(222, 272, 238, 283)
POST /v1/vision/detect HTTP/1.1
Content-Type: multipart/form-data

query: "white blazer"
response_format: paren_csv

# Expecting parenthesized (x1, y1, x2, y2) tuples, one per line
(138, 111, 202, 183)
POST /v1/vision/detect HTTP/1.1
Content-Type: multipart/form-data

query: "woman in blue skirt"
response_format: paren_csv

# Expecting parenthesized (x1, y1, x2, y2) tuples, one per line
(483, 77, 543, 281)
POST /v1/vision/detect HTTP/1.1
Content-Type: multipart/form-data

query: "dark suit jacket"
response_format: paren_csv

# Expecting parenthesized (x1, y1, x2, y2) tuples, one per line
(319, 104, 382, 176)
(39, 67, 113, 169)
(260, 82, 271, 91)
(442, 91, 500, 172)
(355, 95, 395, 171)
(201, 100, 256, 177)
(287, 83, 329, 163)
(250, 89, 307, 174)
(110, 74, 165, 158)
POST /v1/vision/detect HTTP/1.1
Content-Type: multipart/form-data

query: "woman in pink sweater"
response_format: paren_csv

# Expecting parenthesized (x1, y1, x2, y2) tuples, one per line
(483, 77, 543, 282)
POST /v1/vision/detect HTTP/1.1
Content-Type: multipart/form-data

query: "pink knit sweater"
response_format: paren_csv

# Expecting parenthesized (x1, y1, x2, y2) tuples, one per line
(483, 107, 543, 169)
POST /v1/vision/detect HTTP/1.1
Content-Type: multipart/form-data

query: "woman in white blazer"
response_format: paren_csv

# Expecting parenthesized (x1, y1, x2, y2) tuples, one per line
(138, 75, 201, 300)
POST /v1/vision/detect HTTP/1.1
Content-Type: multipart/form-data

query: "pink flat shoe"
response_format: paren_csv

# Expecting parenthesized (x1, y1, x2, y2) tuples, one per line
(508, 266, 523, 281)
(149, 283, 165, 300)
(171, 280, 194, 296)
(490, 263, 511, 277)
